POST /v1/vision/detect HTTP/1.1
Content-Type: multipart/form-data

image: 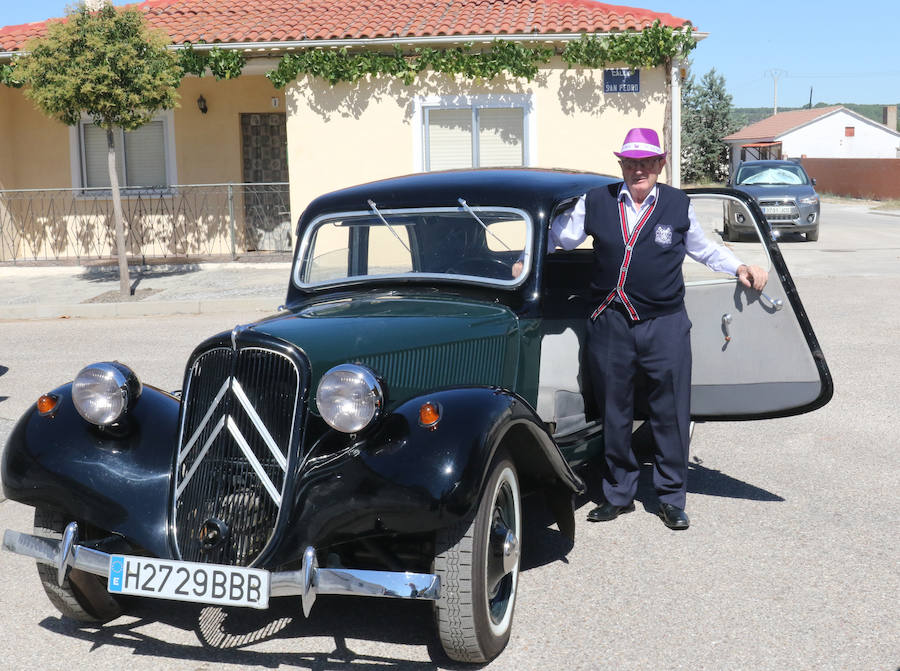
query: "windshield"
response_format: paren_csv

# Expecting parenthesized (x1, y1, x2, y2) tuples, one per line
(735, 164, 810, 186)
(294, 206, 531, 288)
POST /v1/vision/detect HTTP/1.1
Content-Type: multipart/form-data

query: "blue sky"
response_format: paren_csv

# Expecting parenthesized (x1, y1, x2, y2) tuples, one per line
(4, 0, 898, 109)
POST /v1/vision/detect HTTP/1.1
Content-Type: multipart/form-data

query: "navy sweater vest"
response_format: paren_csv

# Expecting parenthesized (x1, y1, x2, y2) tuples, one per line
(584, 182, 691, 320)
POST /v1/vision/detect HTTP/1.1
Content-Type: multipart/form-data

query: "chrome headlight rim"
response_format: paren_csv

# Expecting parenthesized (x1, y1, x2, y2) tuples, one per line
(71, 361, 142, 427)
(316, 363, 384, 434)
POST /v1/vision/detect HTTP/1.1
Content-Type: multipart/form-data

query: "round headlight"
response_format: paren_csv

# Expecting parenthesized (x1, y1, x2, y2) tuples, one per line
(316, 364, 383, 433)
(72, 362, 142, 426)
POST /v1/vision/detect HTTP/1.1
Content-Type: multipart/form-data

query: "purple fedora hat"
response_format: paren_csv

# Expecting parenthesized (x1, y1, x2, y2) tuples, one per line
(613, 127, 666, 159)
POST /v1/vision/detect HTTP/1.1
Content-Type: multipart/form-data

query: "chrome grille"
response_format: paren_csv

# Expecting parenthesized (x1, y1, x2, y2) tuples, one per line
(174, 344, 301, 566)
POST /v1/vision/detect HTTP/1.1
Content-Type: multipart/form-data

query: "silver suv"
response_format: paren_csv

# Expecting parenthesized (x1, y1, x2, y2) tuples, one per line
(726, 160, 820, 242)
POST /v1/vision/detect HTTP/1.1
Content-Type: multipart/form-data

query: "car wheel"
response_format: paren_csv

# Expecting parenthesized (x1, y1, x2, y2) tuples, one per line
(724, 221, 741, 242)
(806, 227, 819, 242)
(433, 448, 521, 663)
(33, 508, 123, 623)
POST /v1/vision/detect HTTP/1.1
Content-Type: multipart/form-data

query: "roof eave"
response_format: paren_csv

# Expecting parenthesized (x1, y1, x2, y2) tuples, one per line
(2, 26, 702, 60)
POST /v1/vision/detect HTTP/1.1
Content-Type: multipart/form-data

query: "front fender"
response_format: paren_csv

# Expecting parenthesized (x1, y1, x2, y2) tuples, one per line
(1, 383, 179, 558)
(273, 387, 583, 563)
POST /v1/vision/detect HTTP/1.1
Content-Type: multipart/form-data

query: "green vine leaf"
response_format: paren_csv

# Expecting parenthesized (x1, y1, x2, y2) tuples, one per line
(177, 42, 245, 80)
(266, 23, 693, 89)
(561, 21, 695, 69)
(0, 60, 25, 88)
(4, 20, 695, 90)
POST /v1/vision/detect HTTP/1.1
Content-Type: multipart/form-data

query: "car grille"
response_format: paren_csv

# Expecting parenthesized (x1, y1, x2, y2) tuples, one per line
(173, 340, 303, 566)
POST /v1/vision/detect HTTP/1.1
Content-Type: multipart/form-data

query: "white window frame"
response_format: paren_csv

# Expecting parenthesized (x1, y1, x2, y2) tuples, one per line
(413, 94, 536, 172)
(69, 109, 177, 195)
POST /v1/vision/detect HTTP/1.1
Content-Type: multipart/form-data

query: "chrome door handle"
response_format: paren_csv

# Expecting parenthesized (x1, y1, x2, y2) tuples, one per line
(722, 314, 733, 342)
(760, 292, 784, 311)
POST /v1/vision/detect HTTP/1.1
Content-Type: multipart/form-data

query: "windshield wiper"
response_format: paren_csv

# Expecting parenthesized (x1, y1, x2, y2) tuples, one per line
(457, 198, 511, 250)
(367, 199, 411, 253)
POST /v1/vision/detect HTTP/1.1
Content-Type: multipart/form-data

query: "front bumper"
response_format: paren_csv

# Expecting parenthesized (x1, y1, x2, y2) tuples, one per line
(728, 201, 819, 234)
(3, 522, 440, 616)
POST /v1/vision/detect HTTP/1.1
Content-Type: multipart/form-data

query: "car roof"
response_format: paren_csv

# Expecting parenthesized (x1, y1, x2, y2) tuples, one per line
(300, 168, 620, 219)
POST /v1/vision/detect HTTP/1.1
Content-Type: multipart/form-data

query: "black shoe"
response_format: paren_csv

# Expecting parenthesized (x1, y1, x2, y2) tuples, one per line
(657, 503, 690, 530)
(586, 500, 635, 522)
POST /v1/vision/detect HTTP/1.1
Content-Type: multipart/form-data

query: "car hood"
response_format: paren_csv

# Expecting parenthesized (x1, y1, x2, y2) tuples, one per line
(734, 183, 817, 201)
(250, 293, 521, 409)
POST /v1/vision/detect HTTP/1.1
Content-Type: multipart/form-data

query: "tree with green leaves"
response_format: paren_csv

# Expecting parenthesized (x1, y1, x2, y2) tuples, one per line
(681, 68, 739, 184)
(16, 1, 181, 296)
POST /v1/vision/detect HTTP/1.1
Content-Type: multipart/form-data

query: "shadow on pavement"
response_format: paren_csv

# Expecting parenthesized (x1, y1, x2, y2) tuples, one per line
(40, 594, 446, 669)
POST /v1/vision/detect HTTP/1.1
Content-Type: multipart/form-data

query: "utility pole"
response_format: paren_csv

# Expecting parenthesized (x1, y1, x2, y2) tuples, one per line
(765, 69, 787, 114)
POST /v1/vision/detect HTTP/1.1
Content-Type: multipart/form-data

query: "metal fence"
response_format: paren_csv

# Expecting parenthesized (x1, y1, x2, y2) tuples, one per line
(0, 183, 292, 263)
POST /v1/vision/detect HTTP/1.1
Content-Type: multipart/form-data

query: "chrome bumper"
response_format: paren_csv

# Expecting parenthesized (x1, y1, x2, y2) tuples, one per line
(2, 523, 440, 616)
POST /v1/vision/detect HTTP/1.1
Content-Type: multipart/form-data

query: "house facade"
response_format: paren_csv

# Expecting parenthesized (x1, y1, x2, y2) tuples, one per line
(723, 106, 900, 176)
(0, 0, 695, 261)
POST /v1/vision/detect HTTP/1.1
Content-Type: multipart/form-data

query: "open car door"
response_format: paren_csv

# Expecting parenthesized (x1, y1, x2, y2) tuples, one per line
(683, 188, 832, 419)
(536, 188, 832, 448)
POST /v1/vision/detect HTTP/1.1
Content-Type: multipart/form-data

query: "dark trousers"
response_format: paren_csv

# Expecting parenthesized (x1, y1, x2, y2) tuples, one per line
(587, 305, 692, 509)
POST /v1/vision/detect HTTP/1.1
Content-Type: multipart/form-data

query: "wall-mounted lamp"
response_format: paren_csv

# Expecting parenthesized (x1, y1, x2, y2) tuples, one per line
(197, 95, 208, 114)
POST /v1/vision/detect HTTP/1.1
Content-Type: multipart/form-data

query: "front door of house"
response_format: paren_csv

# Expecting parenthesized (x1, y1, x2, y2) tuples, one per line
(240, 113, 290, 251)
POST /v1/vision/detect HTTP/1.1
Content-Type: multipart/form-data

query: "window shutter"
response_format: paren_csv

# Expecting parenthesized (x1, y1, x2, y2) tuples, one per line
(82, 124, 124, 188)
(124, 121, 167, 187)
(477, 107, 524, 167)
(427, 109, 473, 170)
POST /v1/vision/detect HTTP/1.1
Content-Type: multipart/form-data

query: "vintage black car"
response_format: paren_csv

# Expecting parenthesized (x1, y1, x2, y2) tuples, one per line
(2, 169, 832, 663)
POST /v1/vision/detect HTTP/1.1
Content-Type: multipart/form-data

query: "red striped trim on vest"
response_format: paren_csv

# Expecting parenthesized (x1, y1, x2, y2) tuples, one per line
(590, 194, 658, 321)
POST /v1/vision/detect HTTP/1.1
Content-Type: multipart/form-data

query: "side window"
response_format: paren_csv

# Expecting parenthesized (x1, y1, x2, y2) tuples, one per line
(684, 194, 770, 283)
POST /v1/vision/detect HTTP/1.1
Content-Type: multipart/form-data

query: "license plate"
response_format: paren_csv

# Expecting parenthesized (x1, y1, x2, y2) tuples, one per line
(763, 206, 793, 215)
(108, 555, 270, 609)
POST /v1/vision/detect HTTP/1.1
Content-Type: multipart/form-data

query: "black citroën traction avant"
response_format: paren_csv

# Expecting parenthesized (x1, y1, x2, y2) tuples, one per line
(2, 169, 832, 663)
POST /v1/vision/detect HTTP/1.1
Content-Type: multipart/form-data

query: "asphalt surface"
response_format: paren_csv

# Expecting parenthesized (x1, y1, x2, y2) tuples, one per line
(0, 199, 898, 670)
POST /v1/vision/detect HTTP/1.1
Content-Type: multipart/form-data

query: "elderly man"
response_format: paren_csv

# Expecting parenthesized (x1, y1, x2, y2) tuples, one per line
(545, 128, 767, 529)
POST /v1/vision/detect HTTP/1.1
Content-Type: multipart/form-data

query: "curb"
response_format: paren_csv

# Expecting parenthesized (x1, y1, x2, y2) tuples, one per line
(1, 297, 281, 321)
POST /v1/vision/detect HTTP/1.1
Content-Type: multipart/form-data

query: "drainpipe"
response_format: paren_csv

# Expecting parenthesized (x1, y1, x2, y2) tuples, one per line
(670, 59, 683, 189)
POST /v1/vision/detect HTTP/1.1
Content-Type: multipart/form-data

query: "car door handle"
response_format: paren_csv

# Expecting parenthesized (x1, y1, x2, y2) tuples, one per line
(760, 291, 784, 311)
(722, 313, 733, 342)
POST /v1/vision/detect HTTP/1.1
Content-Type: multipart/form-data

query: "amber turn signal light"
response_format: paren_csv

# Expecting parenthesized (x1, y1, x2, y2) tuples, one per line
(418, 401, 441, 429)
(37, 394, 60, 416)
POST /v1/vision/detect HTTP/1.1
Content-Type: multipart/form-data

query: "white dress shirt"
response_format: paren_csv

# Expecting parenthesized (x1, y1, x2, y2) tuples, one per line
(548, 185, 743, 276)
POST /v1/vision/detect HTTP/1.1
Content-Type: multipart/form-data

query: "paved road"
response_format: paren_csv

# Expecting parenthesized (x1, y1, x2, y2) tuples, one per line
(0, 201, 898, 670)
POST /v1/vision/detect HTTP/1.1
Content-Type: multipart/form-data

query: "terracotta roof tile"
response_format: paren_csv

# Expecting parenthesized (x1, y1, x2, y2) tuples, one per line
(1, 0, 690, 52)
(723, 106, 845, 142)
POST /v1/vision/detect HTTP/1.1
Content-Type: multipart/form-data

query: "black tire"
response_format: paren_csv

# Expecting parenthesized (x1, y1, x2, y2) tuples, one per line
(33, 508, 122, 623)
(806, 227, 819, 242)
(724, 220, 740, 242)
(433, 449, 521, 663)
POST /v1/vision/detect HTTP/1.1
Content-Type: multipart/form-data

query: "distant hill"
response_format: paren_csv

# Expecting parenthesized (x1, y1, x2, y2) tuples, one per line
(732, 103, 900, 132)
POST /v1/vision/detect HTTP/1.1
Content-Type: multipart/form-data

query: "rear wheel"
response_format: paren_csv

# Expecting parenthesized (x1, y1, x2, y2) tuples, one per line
(33, 508, 122, 622)
(433, 449, 521, 663)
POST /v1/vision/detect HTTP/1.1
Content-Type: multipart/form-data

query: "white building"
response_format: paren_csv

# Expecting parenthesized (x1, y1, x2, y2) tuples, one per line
(723, 106, 900, 175)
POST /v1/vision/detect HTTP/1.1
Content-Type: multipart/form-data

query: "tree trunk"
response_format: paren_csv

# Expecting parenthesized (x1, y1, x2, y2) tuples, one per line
(107, 127, 130, 297)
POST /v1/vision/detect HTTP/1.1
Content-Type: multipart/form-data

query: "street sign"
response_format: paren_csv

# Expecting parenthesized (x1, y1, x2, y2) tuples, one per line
(604, 68, 640, 93)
